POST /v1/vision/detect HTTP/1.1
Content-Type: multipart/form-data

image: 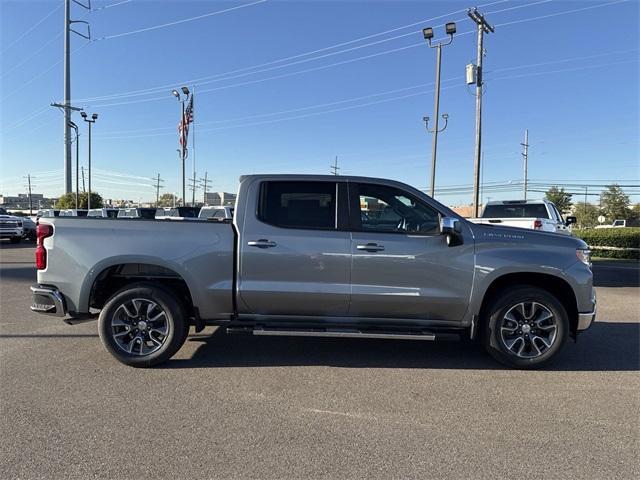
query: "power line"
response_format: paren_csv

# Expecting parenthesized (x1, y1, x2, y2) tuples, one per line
(494, 0, 630, 28)
(94, 0, 268, 41)
(95, 47, 638, 138)
(76, 0, 510, 103)
(1, 3, 62, 54)
(95, 54, 638, 141)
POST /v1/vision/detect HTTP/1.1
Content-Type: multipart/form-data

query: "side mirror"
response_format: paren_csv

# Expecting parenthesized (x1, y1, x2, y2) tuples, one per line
(565, 216, 577, 226)
(440, 216, 463, 246)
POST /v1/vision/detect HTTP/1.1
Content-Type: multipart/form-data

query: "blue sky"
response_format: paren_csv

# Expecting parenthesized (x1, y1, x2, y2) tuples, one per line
(1, 0, 638, 205)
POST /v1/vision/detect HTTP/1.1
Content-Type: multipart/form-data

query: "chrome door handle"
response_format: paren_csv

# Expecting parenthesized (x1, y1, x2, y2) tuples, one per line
(247, 239, 277, 248)
(356, 243, 385, 252)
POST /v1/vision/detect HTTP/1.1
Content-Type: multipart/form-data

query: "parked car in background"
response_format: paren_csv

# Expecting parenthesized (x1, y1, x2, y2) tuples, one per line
(0, 215, 24, 243)
(595, 219, 639, 229)
(88, 208, 119, 218)
(31, 174, 596, 369)
(469, 199, 576, 235)
(59, 209, 89, 217)
(198, 205, 234, 220)
(117, 208, 157, 219)
(37, 209, 60, 218)
(155, 207, 201, 220)
(21, 216, 36, 241)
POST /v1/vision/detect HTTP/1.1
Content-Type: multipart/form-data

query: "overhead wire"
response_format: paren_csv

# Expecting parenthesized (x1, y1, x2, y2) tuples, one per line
(94, 0, 268, 41)
(0, 3, 62, 54)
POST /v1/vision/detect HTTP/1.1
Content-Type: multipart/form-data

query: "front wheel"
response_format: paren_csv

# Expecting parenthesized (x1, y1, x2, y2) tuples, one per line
(98, 283, 190, 367)
(483, 286, 569, 369)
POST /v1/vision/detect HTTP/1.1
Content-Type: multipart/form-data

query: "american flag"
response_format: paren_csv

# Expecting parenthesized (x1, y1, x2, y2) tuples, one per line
(178, 94, 194, 148)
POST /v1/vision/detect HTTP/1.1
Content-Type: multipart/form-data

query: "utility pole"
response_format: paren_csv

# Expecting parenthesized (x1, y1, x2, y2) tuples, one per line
(200, 171, 211, 205)
(153, 173, 164, 207)
(422, 22, 456, 198)
(61, 0, 90, 194)
(188, 171, 199, 206)
(81, 166, 86, 193)
(330, 156, 340, 175)
(468, 7, 494, 217)
(24, 174, 34, 215)
(63, 0, 71, 194)
(521, 129, 529, 201)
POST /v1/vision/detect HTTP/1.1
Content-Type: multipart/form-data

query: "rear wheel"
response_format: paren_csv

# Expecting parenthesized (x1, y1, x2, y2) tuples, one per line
(98, 283, 190, 367)
(483, 286, 568, 369)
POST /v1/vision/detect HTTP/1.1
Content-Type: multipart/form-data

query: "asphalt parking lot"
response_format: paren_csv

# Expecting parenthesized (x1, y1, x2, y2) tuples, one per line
(1, 242, 638, 479)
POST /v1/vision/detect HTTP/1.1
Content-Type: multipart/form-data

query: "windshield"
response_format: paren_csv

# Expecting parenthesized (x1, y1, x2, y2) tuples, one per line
(482, 203, 549, 219)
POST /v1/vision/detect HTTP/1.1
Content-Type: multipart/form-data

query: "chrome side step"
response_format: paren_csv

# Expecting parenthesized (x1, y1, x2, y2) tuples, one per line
(227, 326, 437, 341)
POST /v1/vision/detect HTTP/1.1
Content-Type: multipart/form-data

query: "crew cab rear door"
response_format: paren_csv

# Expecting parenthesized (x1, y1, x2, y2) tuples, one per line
(238, 179, 351, 316)
(347, 182, 474, 321)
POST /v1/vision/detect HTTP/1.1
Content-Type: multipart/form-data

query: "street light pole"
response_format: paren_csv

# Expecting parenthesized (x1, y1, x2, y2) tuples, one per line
(422, 22, 456, 198)
(81, 112, 98, 210)
(68, 121, 80, 208)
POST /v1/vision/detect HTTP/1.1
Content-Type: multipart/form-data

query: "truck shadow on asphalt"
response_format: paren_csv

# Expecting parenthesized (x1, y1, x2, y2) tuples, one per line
(162, 321, 640, 371)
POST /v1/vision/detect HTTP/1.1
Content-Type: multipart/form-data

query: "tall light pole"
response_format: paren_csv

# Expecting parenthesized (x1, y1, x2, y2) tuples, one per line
(68, 121, 80, 208)
(422, 22, 456, 198)
(172, 86, 190, 206)
(468, 8, 494, 217)
(81, 112, 98, 210)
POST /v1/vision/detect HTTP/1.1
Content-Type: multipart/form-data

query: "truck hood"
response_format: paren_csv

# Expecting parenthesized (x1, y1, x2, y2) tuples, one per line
(466, 221, 588, 249)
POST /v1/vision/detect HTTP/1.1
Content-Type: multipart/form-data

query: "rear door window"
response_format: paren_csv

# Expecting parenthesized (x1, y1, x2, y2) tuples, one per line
(258, 181, 337, 230)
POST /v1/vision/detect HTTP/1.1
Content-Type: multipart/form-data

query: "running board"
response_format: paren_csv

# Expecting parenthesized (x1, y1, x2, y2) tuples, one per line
(226, 326, 448, 341)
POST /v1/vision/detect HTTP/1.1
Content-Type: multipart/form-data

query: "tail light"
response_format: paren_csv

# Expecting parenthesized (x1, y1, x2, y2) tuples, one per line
(35, 224, 53, 270)
(533, 220, 543, 230)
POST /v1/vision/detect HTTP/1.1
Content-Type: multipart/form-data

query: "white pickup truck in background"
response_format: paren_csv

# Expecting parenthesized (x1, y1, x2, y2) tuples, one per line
(469, 199, 576, 235)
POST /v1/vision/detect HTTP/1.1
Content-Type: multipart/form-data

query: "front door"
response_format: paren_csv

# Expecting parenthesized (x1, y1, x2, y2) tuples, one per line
(348, 182, 474, 321)
(238, 180, 351, 316)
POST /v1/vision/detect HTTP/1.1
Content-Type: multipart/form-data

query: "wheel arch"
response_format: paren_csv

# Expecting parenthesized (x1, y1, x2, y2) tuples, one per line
(477, 272, 579, 338)
(84, 258, 198, 322)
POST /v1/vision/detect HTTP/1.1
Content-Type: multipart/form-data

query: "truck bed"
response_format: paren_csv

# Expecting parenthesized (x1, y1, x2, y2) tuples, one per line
(37, 217, 236, 319)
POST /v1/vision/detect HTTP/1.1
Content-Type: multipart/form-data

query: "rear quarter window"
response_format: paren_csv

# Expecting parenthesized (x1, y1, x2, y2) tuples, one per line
(258, 181, 337, 230)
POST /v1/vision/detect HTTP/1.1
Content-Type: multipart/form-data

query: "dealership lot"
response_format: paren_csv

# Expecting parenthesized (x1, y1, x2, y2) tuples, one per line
(1, 243, 638, 479)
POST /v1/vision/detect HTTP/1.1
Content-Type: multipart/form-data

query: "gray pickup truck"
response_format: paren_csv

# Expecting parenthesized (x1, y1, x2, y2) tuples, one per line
(31, 175, 596, 368)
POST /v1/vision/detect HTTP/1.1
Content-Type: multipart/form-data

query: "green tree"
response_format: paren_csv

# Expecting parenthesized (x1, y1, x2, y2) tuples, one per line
(56, 192, 103, 209)
(600, 184, 630, 221)
(573, 202, 600, 228)
(544, 186, 573, 214)
(157, 193, 177, 207)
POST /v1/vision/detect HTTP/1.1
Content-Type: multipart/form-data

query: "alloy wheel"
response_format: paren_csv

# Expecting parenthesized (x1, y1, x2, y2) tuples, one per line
(499, 301, 557, 359)
(110, 298, 170, 356)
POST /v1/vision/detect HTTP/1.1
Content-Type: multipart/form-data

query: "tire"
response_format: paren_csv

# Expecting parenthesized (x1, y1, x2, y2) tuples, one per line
(482, 286, 568, 369)
(9, 236, 20, 244)
(98, 283, 190, 367)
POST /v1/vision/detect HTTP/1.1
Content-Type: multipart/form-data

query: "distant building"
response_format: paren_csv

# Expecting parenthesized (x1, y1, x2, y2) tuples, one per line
(450, 205, 483, 218)
(0, 193, 55, 209)
(204, 192, 236, 206)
